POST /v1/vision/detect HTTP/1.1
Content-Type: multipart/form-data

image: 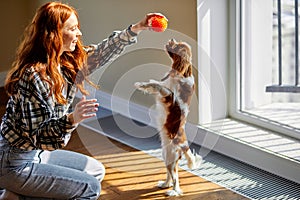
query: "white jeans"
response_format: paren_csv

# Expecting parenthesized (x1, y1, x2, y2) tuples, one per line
(0, 139, 105, 200)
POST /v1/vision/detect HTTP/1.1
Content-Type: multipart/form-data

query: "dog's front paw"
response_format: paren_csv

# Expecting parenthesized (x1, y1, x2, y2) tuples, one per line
(134, 82, 148, 93)
(134, 82, 143, 89)
(158, 180, 173, 189)
(166, 189, 183, 196)
(134, 82, 160, 94)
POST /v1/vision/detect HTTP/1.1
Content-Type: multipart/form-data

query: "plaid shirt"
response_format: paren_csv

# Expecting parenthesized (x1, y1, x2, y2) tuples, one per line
(0, 28, 137, 150)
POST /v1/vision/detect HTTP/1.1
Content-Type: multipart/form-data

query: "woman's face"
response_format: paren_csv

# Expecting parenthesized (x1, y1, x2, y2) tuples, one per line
(61, 12, 82, 54)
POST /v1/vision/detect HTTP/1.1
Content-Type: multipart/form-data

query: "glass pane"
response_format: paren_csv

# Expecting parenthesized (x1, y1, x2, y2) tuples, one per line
(240, 0, 300, 132)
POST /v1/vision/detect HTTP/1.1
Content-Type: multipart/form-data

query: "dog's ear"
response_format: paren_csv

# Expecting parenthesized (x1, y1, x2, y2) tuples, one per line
(172, 55, 184, 72)
(183, 63, 192, 77)
(172, 53, 192, 77)
(179, 48, 191, 62)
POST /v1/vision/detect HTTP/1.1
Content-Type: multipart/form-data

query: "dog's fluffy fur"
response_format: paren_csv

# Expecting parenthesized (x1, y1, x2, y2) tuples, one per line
(135, 39, 202, 196)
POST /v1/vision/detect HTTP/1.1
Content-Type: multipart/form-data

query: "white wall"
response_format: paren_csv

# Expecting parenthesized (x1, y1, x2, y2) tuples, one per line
(197, 0, 228, 123)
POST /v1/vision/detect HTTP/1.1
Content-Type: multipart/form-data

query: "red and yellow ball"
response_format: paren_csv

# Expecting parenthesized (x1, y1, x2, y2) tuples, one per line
(151, 15, 168, 32)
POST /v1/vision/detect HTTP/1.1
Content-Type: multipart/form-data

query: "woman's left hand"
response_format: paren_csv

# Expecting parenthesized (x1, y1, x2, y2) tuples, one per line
(70, 95, 99, 124)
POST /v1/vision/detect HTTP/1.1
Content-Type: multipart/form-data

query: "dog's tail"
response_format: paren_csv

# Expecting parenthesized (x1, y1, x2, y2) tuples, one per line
(181, 145, 203, 170)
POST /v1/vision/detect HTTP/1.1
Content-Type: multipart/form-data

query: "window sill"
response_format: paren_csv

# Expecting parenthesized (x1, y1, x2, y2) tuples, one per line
(197, 117, 300, 184)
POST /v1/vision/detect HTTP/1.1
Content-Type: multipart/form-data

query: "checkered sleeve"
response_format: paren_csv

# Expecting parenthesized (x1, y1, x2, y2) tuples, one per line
(14, 69, 76, 150)
(85, 27, 137, 74)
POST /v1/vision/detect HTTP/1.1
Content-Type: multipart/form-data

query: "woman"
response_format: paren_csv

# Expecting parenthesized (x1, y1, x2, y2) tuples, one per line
(0, 2, 165, 199)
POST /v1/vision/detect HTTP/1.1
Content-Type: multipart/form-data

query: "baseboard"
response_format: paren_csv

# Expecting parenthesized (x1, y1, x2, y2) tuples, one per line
(93, 90, 157, 128)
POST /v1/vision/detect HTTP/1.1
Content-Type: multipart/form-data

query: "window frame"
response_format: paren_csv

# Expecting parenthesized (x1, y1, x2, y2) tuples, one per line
(228, 0, 300, 140)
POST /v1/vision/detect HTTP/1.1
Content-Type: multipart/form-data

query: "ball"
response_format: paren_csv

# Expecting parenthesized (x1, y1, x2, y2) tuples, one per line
(151, 15, 168, 32)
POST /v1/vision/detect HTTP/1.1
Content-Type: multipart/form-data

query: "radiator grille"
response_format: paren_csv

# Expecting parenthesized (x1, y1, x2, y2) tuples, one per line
(145, 146, 300, 200)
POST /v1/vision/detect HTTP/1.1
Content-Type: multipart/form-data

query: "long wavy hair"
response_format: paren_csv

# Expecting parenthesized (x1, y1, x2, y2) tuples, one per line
(5, 2, 93, 104)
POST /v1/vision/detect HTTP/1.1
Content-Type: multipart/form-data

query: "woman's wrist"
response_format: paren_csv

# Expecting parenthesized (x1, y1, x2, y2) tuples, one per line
(67, 113, 76, 125)
(128, 24, 138, 36)
(129, 24, 144, 35)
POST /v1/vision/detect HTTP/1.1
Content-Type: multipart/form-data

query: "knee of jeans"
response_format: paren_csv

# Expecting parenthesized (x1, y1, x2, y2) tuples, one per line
(97, 162, 105, 182)
(87, 158, 105, 182)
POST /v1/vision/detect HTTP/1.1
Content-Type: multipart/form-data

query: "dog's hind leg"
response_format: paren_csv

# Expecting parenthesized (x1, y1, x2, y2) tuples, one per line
(174, 133, 203, 170)
(183, 146, 203, 170)
(157, 170, 173, 189)
(165, 160, 182, 196)
(158, 146, 173, 189)
(158, 145, 183, 196)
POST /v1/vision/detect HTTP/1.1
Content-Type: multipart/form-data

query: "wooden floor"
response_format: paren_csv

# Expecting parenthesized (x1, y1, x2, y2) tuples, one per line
(0, 87, 248, 200)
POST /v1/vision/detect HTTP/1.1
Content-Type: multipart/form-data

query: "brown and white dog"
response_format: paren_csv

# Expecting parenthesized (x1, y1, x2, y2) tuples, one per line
(134, 39, 202, 196)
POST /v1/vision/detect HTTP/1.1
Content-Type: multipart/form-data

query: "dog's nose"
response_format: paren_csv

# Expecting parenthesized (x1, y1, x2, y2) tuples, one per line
(168, 39, 176, 46)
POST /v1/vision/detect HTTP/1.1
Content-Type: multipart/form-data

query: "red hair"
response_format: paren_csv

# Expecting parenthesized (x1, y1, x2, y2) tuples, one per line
(5, 2, 92, 104)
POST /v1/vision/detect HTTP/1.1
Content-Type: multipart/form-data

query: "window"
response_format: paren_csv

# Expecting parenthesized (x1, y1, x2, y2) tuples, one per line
(236, 0, 300, 139)
(266, 0, 300, 93)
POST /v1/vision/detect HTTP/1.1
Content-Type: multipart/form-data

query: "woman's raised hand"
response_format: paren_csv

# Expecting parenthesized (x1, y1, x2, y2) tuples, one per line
(130, 13, 168, 34)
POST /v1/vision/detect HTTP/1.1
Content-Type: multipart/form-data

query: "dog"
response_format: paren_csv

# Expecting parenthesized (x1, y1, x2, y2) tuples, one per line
(134, 39, 202, 196)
